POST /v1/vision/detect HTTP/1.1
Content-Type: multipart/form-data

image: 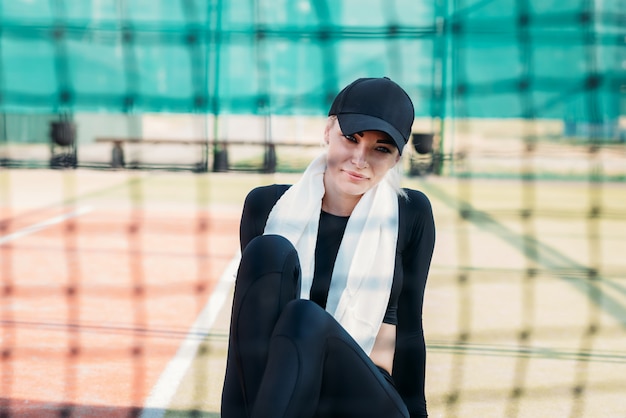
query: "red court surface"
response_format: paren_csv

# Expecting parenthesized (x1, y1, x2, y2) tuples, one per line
(3, 170, 626, 418)
(0, 171, 243, 417)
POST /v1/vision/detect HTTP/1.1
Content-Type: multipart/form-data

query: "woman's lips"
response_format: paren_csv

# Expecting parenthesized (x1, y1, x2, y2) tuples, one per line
(343, 170, 368, 181)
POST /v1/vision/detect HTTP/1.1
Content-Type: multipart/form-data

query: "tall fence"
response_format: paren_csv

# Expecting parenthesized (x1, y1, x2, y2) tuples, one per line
(0, 0, 622, 176)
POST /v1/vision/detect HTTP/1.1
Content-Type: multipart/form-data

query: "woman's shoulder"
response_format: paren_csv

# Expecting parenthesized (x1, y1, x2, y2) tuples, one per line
(397, 188, 436, 252)
(399, 187, 433, 213)
(244, 184, 291, 211)
(246, 184, 290, 201)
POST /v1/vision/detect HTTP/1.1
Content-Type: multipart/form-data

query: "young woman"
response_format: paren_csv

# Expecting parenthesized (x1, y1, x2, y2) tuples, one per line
(221, 77, 435, 417)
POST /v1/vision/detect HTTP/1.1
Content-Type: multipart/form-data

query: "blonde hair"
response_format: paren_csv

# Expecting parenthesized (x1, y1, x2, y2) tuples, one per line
(384, 159, 408, 199)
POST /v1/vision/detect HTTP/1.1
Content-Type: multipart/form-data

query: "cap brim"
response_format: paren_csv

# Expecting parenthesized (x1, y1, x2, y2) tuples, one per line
(337, 114, 406, 154)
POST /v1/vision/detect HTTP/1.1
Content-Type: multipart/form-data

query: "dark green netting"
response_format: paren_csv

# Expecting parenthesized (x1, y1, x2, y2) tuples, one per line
(0, 0, 623, 121)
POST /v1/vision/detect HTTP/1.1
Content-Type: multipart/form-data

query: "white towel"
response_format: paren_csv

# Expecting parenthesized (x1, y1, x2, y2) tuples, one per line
(264, 152, 399, 355)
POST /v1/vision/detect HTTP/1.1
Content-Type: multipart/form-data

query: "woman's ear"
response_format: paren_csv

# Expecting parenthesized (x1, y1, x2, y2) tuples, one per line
(323, 117, 334, 145)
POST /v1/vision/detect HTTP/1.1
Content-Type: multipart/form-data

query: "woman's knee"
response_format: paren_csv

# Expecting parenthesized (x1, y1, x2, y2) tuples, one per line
(237, 234, 301, 285)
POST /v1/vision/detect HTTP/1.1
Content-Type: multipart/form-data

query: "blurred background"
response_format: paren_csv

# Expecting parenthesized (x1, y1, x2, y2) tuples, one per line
(0, 1, 625, 417)
(0, 0, 623, 177)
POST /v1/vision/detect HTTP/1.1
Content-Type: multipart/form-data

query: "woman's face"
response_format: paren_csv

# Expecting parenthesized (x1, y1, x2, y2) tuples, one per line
(323, 117, 400, 199)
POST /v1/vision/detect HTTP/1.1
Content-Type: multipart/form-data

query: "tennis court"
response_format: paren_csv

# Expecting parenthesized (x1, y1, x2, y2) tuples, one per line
(0, 169, 248, 417)
(1, 168, 624, 417)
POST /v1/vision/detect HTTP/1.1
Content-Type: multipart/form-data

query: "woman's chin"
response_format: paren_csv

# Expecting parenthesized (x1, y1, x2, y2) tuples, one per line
(337, 180, 370, 197)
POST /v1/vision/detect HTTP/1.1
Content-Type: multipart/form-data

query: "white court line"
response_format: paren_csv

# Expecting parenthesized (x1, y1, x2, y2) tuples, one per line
(140, 252, 240, 418)
(0, 206, 94, 246)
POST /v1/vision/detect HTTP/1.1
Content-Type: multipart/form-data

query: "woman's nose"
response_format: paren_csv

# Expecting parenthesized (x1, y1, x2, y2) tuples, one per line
(352, 146, 368, 169)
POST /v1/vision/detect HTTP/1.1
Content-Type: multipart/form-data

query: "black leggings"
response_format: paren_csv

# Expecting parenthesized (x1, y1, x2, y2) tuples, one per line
(221, 234, 409, 418)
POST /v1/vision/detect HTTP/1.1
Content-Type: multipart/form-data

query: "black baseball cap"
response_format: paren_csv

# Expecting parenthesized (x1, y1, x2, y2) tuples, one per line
(328, 77, 415, 155)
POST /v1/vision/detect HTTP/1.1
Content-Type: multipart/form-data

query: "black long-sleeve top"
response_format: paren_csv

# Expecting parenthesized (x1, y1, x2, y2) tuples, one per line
(239, 184, 435, 417)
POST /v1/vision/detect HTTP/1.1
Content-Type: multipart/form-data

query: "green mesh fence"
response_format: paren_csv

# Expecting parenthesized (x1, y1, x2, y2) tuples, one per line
(0, 1, 625, 417)
(0, 0, 622, 118)
(0, 0, 623, 174)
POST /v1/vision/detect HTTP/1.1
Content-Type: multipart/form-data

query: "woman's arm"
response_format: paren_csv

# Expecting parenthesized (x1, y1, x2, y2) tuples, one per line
(370, 323, 396, 374)
(239, 184, 289, 252)
(393, 190, 435, 417)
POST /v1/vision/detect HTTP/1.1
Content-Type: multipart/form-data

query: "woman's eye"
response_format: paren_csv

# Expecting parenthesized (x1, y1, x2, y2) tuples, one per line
(376, 146, 392, 154)
(344, 135, 357, 143)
